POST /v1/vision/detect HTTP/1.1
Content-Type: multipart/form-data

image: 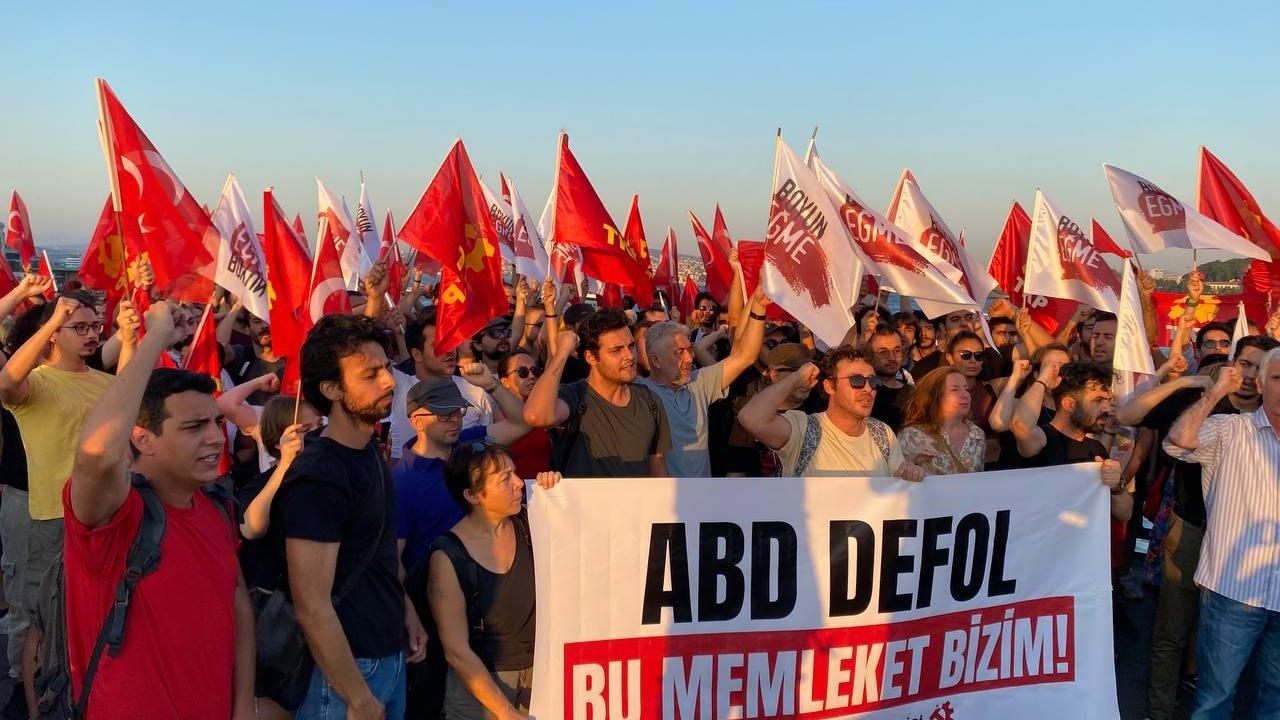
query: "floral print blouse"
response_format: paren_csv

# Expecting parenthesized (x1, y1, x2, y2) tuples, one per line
(897, 421, 987, 475)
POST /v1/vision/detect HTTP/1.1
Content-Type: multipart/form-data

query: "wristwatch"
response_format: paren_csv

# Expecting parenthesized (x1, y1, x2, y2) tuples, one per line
(749, 311, 768, 321)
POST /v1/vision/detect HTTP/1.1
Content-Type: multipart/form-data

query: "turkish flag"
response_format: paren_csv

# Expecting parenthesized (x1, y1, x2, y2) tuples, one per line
(621, 194, 652, 295)
(652, 227, 680, 305)
(263, 189, 314, 395)
(1090, 219, 1132, 259)
(36, 252, 56, 300)
(690, 209, 733, 304)
(316, 180, 365, 291)
(308, 206, 354, 322)
(1198, 146, 1280, 294)
(987, 201, 1077, 334)
(96, 79, 218, 303)
(679, 275, 700, 322)
(399, 140, 507, 355)
(292, 213, 307, 244)
(6, 192, 35, 270)
(381, 210, 407, 303)
(551, 134, 653, 300)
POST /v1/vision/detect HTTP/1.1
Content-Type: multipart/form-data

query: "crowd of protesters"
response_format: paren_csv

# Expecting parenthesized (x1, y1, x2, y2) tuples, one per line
(0, 252, 1277, 720)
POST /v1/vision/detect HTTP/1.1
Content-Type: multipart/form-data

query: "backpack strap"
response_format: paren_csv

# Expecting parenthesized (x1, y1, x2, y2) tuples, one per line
(432, 532, 486, 666)
(201, 481, 237, 534)
(794, 414, 823, 477)
(634, 385, 665, 453)
(73, 480, 167, 718)
(866, 419, 892, 467)
(550, 381, 588, 472)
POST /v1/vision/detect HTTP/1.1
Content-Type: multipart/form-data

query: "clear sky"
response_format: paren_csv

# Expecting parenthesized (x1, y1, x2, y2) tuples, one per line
(4, 1, 1279, 273)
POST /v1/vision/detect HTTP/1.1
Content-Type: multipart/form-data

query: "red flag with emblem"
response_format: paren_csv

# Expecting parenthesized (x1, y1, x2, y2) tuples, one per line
(398, 140, 506, 355)
(690, 209, 734, 303)
(6, 192, 35, 269)
(1090, 219, 1132, 259)
(621, 194, 652, 294)
(96, 79, 218, 302)
(652, 228, 680, 305)
(381, 210, 407, 303)
(79, 195, 145, 317)
(183, 303, 232, 473)
(987, 201, 1077, 334)
(1198, 146, 1280, 294)
(263, 189, 315, 395)
(550, 134, 653, 300)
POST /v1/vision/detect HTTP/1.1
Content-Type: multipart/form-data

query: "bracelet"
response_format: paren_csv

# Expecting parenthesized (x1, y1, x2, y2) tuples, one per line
(1033, 379, 1048, 388)
(544, 313, 558, 318)
(749, 311, 768, 321)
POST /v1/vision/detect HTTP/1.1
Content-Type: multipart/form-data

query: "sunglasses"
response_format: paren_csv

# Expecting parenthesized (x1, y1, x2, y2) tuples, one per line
(764, 339, 781, 350)
(62, 321, 105, 337)
(953, 350, 980, 361)
(506, 366, 543, 380)
(1200, 339, 1232, 349)
(486, 327, 513, 340)
(836, 374, 882, 390)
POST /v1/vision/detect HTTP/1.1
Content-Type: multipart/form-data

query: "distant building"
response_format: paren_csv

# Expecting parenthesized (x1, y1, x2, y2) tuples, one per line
(1149, 268, 1166, 281)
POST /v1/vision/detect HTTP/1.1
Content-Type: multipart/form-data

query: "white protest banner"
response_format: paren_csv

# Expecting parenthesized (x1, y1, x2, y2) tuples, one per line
(529, 467, 1117, 719)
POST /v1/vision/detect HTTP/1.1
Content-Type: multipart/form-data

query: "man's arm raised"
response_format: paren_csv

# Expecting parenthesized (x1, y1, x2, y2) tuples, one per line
(523, 330, 576, 429)
(71, 301, 177, 528)
(739, 362, 818, 451)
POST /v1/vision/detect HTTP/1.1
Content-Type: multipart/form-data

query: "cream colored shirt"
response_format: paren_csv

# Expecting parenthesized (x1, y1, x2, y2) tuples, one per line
(777, 410, 904, 478)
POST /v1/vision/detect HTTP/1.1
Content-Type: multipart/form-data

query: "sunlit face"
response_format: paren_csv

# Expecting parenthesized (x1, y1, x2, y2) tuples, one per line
(824, 358, 878, 419)
(1262, 354, 1280, 415)
(1090, 320, 1117, 364)
(411, 405, 464, 445)
(991, 323, 1020, 348)
(939, 372, 971, 421)
(651, 331, 694, 386)
(586, 327, 638, 384)
(1232, 346, 1265, 401)
(333, 343, 396, 425)
(53, 306, 102, 361)
(1198, 330, 1231, 360)
(945, 310, 979, 339)
(470, 454, 524, 518)
(1065, 382, 1112, 433)
(132, 391, 225, 486)
(869, 333, 904, 378)
(501, 354, 540, 400)
(947, 339, 984, 379)
(414, 325, 458, 376)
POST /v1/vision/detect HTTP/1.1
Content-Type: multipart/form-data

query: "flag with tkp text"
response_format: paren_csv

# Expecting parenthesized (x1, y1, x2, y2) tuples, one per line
(529, 466, 1117, 719)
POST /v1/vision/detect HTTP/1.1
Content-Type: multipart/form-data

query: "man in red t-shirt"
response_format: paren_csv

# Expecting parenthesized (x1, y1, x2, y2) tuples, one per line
(64, 301, 255, 719)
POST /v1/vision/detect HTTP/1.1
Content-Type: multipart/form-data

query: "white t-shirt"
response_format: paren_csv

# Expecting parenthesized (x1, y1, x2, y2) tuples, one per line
(777, 411, 904, 478)
(389, 368, 493, 459)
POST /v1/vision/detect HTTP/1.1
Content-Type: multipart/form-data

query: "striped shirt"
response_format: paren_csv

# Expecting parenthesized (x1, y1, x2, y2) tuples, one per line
(1163, 407, 1280, 610)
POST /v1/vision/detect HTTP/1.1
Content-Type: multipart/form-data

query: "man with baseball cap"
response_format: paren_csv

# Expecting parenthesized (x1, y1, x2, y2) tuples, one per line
(469, 315, 513, 375)
(723, 343, 819, 476)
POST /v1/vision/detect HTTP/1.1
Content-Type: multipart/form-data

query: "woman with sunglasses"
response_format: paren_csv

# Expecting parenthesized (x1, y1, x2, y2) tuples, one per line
(898, 367, 987, 474)
(427, 442, 560, 720)
(944, 331, 1000, 463)
(497, 350, 551, 480)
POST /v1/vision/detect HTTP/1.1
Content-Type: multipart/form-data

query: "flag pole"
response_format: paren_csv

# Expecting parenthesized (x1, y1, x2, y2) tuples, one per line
(95, 81, 135, 301)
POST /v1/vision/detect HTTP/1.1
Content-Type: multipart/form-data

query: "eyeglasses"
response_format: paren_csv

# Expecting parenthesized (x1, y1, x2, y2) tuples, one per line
(953, 350, 980, 361)
(505, 366, 542, 380)
(1200, 339, 1232, 349)
(411, 408, 464, 421)
(485, 327, 513, 340)
(874, 347, 904, 357)
(696, 305, 716, 313)
(836, 374, 882, 390)
(62, 321, 105, 337)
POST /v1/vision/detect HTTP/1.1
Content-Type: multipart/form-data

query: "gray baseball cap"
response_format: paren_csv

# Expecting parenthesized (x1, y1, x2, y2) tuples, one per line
(407, 377, 470, 415)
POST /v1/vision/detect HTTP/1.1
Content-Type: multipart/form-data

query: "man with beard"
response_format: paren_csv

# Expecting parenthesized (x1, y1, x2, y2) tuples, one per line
(0, 290, 115, 711)
(688, 292, 720, 342)
(525, 308, 672, 477)
(278, 314, 424, 719)
(868, 325, 913, 431)
(911, 316, 940, 368)
(469, 316, 512, 375)
(1010, 361, 1118, 467)
(636, 288, 769, 477)
(1088, 311, 1118, 367)
(218, 309, 284, 405)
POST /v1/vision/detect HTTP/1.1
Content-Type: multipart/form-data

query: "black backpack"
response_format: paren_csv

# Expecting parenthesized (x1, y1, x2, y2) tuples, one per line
(549, 381, 664, 472)
(34, 476, 234, 719)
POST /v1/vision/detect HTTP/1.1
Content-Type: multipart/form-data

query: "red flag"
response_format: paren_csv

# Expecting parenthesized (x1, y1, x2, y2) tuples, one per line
(79, 196, 144, 310)
(96, 79, 218, 302)
(263, 189, 314, 395)
(36, 252, 56, 300)
(182, 304, 232, 473)
(308, 205, 353, 320)
(1090, 219, 1132, 259)
(6, 192, 35, 269)
(381, 211, 407, 303)
(690, 209, 733, 303)
(986, 201, 1076, 334)
(652, 228, 680, 304)
(551, 134, 653, 299)
(500, 174, 512, 205)
(735, 240, 791, 321)
(679, 276, 699, 322)
(598, 282, 624, 309)
(398, 140, 507, 355)
(621, 194, 652, 291)
(1198, 147, 1280, 294)
(292, 213, 307, 245)
(0, 248, 15, 298)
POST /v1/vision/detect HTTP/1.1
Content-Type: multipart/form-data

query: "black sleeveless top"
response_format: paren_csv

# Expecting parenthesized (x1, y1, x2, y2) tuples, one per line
(439, 514, 536, 671)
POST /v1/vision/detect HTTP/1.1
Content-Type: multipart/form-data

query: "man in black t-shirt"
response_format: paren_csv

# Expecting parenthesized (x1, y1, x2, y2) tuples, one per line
(278, 315, 426, 719)
(868, 325, 913, 431)
(220, 313, 284, 405)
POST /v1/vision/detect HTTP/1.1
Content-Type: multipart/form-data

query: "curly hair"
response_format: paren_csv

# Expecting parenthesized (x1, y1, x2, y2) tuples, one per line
(1052, 361, 1113, 404)
(578, 308, 632, 360)
(820, 344, 876, 380)
(300, 314, 393, 415)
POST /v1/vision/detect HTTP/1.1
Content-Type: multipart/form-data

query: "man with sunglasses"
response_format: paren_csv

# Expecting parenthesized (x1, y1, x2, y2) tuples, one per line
(739, 344, 926, 481)
(469, 316, 513, 375)
(0, 290, 114, 709)
(1193, 322, 1234, 370)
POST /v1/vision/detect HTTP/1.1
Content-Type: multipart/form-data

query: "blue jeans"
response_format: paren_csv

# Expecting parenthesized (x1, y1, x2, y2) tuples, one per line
(1192, 590, 1280, 719)
(296, 652, 406, 720)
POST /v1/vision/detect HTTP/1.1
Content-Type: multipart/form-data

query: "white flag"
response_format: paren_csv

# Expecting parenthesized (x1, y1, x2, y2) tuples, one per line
(316, 179, 366, 291)
(1230, 301, 1249, 357)
(887, 169, 999, 307)
(355, 181, 381, 263)
(480, 181, 517, 264)
(1113, 259, 1155, 376)
(210, 174, 270, 321)
(1025, 190, 1120, 312)
(806, 141, 974, 319)
(506, 175, 551, 280)
(1104, 164, 1270, 260)
(761, 136, 860, 346)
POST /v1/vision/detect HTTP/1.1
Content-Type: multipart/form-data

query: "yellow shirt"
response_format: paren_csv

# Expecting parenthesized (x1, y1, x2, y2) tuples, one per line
(4, 365, 113, 520)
